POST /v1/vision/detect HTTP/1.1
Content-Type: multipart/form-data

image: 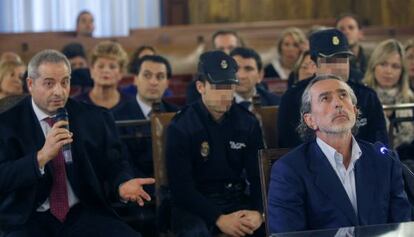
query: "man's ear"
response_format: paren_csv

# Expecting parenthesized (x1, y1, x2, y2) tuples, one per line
(303, 113, 317, 130)
(26, 77, 33, 93)
(195, 80, 205, 94)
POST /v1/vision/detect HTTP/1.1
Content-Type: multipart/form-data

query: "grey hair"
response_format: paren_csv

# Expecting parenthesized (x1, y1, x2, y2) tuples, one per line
(28, 49, 71, 79)
(296, 74, 362, 141)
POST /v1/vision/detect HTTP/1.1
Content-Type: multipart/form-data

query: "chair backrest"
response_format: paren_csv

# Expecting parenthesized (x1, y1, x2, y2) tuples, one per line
(150, 111, 176, 208)
(258, 148, 290, 236)
(383, 103, 414, 149)
(252, 104, 279, 148)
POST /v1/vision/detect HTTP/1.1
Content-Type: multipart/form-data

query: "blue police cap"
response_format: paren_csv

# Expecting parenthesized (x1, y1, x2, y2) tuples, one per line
(309, 29, 353, 60)
(198, 51, 239, 85)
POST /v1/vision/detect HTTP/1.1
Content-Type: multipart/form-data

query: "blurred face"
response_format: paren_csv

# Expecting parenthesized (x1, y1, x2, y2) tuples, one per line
(304, 79, 357, 138)
(280, 34, 301, 65)
(135, 61, 168, 104)
(406, 47, 414, 77)
(298, 55, 316, 80)
(214, 34, 239, 55)
(90, 57, 122, 87)
(0, 65, 25, 97)
(76, 12, 95, 36)
(233, 55, 262, 97)
(27, 62, 70, 115)
(337, 17, 362, 47)
(317, 57, 350, 81)
(69, 56, 88, 70)
(196, 81, 235, 119)
(374, 52, 402, 89)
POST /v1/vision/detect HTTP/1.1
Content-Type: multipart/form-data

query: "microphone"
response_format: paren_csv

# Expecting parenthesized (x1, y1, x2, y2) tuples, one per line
(374, 141, 414, 180)
(55, 107, 72, 163)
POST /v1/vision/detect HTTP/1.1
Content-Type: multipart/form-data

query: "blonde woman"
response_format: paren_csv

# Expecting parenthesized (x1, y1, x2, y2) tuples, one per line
(363, 39, 414, 148)
(75, 41, 131, 111)
(264, 27, 308, 79)
(0, 60, 26, 99)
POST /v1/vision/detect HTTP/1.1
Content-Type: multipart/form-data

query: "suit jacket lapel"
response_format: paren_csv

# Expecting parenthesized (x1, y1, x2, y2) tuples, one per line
(308, 142, 358, 225)
(354, 149, 376, 225)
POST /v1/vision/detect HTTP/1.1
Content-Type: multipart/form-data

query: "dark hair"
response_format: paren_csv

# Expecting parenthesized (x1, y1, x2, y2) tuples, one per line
(211, 30, 244, 48)
(230, 47, 263, 71)
(76, 10, 93, 26)
(335, 13, 363, 29)
(128, 45, 156, 74)
(61, 42, 87, 59)
(135, 55, 172, 79)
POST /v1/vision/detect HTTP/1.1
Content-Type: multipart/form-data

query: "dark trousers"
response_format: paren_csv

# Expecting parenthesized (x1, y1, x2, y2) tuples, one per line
(2, 204, 141, 237)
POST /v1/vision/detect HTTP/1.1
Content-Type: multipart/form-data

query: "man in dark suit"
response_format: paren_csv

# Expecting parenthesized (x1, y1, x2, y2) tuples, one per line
(230, 47, 280, 110)
(277, 29, 388, 148)
(113, 55, 178, 179)
(112, 55, 178, 236)
(0, 49, 154, 237)
(268, 75, 411, 233)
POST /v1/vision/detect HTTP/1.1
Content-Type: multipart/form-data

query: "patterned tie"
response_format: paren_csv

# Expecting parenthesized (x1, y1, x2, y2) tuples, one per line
(44, 117, 69, 222)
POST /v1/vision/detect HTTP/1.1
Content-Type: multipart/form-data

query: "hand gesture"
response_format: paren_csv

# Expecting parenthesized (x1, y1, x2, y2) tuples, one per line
(118, 178, 155, 206)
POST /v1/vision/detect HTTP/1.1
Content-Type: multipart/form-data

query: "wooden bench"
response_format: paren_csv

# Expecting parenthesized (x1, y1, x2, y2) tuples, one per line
(258, 148, 290, 236)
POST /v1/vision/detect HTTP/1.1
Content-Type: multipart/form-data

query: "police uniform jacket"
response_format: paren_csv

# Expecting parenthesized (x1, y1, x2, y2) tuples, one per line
(166, 100, 264, 225)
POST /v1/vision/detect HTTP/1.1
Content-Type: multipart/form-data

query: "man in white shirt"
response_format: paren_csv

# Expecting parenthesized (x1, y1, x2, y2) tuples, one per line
(268, 74, 411, 233)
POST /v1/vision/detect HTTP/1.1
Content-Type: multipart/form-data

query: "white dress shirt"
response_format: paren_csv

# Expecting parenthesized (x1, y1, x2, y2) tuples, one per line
(136, 94, 152, 119)
(32, 99, 79, 212)
(316, 136, 362, 215)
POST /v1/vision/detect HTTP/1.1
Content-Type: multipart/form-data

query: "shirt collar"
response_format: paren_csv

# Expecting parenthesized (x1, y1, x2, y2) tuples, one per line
(31, 98, 53, 122)
(316, 136, 362, 170)
(136, 94, 152, 119)
(234, 87, 257, 104)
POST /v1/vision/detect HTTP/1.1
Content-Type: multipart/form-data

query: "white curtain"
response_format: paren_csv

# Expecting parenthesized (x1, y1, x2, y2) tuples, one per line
(0, 0, 161, 37)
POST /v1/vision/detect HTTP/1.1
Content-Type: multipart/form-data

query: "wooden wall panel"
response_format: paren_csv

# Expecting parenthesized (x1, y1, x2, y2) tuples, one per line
(187, 0, 413, 26)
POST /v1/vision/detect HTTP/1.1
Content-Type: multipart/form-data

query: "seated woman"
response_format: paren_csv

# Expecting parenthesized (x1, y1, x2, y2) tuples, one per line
(75, 41, 131, 112)
(287, 50, 316, 88)
(363, 39, 414, 149)
(0, 60, 26, 112)
(264, 27, 308, 80)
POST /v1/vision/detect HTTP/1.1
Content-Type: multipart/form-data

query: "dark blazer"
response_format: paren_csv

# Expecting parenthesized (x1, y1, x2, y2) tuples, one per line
(277, 76, 388, 148)
(0, 97, 133, 228)
(268, 139, 411, 233)
(256, 86, 280, 106)
(113, 98, 178, 178)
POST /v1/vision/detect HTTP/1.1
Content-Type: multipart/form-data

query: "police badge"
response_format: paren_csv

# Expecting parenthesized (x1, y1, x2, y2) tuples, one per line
(332, 36, 340, 45)
(220, 59, 228, 69)
(200, 141, 210, 160)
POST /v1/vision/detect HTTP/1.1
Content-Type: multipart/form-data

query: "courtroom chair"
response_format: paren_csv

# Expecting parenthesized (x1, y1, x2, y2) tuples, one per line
(252, 95, 279, 148)
(150, 103, 176, 236)
(258, 148, 290, 236)
(382, 103, 414, 149)
(261, 78, 288, 96)
(114, 119, 157, 236)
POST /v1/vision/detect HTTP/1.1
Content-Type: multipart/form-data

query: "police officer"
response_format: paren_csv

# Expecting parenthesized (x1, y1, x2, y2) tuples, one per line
(166, 51, 264, 237)
(278, 29, 388, 148)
